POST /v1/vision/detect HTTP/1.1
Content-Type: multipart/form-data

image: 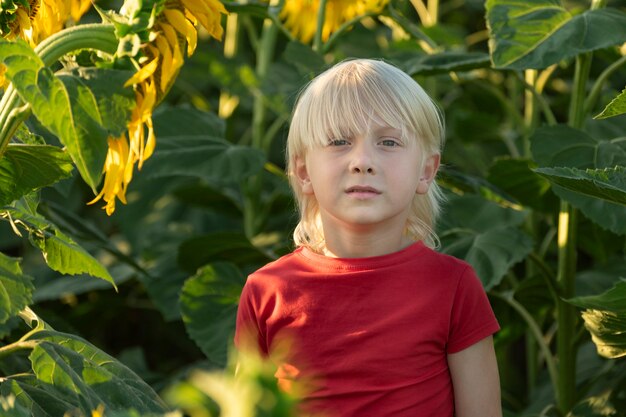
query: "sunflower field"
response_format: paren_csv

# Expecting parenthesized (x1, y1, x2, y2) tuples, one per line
(1, 0, 626, 415)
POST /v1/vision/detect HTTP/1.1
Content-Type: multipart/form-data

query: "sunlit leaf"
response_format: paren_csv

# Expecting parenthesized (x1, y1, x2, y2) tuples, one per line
(531, 125, 626, 234)
(0, 144, 73, 206)
(568, 280, 626, 358)
(595, 86, 626, 120)
(0, 377, 73, 417)
(439, 195, 533, 289)
(486, 0, 626, 69)
(2, 198, 115, 287)
(534, 166, 626, 206)
(180, 263, 245, 366)
(0, 253, 33, 324)
(0, 40, 108, 191)
(15, 329, 171, 413)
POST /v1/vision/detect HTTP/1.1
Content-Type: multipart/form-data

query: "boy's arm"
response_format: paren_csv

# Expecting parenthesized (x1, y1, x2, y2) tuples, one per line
(447, 335, 502, 417)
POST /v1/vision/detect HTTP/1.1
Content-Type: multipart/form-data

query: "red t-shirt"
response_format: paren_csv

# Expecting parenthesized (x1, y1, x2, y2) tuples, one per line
(235, 241, 499, 417)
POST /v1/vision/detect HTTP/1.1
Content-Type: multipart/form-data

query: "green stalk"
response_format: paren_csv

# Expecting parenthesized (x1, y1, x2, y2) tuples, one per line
(0, 24, 117, 156)
(313, 0, 328, 53)
(583, 55, 626, 116)
(491, 292, 559, 393)
(251, 15, 280, 150)
(246, 1, 282, 238)
(555, 52, 592, 414)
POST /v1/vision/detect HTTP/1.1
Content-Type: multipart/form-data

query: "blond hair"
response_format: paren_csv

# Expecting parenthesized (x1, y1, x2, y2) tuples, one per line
(286, 59, 445, 252)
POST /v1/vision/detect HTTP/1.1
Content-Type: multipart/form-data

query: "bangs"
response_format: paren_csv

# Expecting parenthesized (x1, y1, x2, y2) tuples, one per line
(304, 74, 409, 148)
(289, 59, 438, 155)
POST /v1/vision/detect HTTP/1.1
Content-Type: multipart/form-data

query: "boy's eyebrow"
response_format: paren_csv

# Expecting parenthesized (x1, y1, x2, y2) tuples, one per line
(374, 126, 403, 136)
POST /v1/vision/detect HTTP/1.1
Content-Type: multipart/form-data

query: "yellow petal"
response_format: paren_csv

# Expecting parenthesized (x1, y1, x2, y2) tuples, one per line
(71, 0, 92, 22)
(152, 37, 174, 91)
(163, 8, 197, 56)
(142, 118, 156, 162)
(124, 57, 159, 87)
(160, 23, 184, 80)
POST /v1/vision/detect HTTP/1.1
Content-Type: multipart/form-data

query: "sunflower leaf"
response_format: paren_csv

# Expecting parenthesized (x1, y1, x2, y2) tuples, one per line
(2, 198, 115, 288)
(567, 279, 626, 359)
(595, 86, 626, 120)
(534, 166, 626, 206)
(0, 252, 34, 325)
(0, 144, 73, 207)
(0, 39, 110, 192)
(531, 125, 626, 234)
(2, 329, 170, 414)
(439, 195, 533, 289)
(180, 262, 245, 366)
(486, 0, 626, 69)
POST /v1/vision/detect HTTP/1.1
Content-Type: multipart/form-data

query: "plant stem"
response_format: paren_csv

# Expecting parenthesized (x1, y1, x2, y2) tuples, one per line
(491, 292, 559, 393)
(554, 51, 591, 413)
(245, 1, 282, 239)
(313, 0, 328, 53)
(583, 55, 626, 116)
(252, 9, 280, 151)
(0, 340, 38, 359)
(555, 202, 578, 412)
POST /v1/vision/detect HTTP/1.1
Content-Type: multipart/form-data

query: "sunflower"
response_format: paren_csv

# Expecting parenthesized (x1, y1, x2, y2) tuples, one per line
(0, 0, 92, 45)
(89, 0, 227, 214)
(0, 0, 92, 87)
(280, 0, 388, 44)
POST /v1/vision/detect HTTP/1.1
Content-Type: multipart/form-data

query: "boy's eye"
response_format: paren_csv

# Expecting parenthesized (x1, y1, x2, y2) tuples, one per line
(328, 138, 350, 146)
(380, 138, 400, 147)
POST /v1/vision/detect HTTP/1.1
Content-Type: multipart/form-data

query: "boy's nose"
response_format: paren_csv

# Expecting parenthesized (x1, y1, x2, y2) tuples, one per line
(349, 144, 375, 174)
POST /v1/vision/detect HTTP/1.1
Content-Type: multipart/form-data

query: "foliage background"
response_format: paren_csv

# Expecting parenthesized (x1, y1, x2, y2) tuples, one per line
(1, 0, 626, 416)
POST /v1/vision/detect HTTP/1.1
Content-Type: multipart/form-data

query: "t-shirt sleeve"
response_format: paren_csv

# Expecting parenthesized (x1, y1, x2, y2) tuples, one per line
(447, 265, 500, 354)
(234, 280, 268, 356)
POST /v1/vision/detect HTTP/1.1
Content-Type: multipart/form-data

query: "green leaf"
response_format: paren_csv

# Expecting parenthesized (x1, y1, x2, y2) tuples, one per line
(0, 40, 107, 191)
(595, 86, 626, 120)
(2, 198, 115, 287)
(0, 377, 73, 417)
(0, 391, 32, 417)
(534, 166, 626, 206)
(21, 329, 170, 413)
(153, 106, 225, 138)
(531, 125, 626, 234)
(180, 262, 245, 366)
(568, 279, 626, 358)
(401, 52, 491, 75)
(0, 253, 33, 324)
(439, 195, 533, 289)
(140, 136, 266, 182)
(487, 158, 554, 211)
(283, 41, 326, 76)
(0, 144, 73, 206)
(486, 0, 626, 69)
(59, 67, 136, 138)
(178, 231, 272, 274)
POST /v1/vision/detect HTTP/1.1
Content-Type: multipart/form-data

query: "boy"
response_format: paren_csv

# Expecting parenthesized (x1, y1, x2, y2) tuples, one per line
(235, 59, 501, 417)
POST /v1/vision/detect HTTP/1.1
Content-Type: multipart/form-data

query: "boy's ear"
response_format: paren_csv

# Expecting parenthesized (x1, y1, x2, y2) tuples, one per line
(295, 156, 314, 195)
(416, 154, 441, 195)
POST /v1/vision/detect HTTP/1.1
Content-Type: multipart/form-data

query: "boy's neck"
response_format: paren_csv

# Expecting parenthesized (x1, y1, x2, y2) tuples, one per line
(321, 228, 415, 258)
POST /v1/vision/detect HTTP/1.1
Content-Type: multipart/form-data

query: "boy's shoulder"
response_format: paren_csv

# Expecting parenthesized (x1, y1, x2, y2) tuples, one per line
(246, 248, 306, 282)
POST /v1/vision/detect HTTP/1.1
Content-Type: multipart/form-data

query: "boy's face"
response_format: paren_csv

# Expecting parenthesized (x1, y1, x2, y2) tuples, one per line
(294, 120, 439, 237)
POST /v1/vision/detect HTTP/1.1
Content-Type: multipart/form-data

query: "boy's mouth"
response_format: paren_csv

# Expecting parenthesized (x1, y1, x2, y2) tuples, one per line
(346, 186, 381, 195)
